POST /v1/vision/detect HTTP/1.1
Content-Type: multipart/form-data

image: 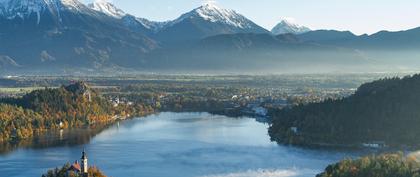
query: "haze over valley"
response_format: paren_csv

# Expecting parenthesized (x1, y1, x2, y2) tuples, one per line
(1, 1, 420, 177)
(0, 0, 419, 74)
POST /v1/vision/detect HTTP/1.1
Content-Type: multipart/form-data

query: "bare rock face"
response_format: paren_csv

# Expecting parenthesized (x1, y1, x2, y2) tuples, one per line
(65, 81, 92, 101)
(65, 81, 89, 94)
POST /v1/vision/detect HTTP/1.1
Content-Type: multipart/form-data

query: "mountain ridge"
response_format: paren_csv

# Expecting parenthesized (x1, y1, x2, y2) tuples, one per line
(0, 0, 419, 74)
(271, 19, 311, 35)
(0, 0, 159, 71)
(87, 0, 126, 18)
(153, 3, 269, 44)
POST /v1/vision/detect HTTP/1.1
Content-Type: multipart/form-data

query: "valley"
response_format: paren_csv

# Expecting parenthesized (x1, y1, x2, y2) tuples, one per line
(1, 0, 420, 177)
(0, 0, 419, 74)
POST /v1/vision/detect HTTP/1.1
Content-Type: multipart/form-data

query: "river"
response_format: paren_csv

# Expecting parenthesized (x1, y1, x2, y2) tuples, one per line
(0, 112, 364, 177)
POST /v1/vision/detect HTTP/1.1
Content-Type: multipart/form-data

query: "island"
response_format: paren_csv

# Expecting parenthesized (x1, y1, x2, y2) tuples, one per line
(41, 150, 107, 177)
(269, 74, 420, 148)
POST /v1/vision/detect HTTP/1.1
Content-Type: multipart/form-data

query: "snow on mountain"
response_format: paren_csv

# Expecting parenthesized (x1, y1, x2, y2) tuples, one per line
(87, 0, 166, 33)
(0, 0, 90, 24)
(153, 3, 268, 43)
(132, 17, 168, 32)
(88, 0, 125, 18)
(171, 3, 257, 29)
(271, 19, 311, 35)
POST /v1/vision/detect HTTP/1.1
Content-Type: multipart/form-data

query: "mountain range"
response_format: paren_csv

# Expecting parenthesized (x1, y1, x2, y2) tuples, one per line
(0, 0, 419, 74)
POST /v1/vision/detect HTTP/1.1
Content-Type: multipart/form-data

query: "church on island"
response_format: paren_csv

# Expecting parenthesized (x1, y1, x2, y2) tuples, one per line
(67, 150, 89, 177)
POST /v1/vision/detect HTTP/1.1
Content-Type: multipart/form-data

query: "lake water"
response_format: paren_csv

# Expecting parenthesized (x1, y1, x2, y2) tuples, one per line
(0, 112, 363, 177)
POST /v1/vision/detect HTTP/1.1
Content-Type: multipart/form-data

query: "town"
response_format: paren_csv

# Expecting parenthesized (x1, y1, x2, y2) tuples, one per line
(0, 74, 372, 119)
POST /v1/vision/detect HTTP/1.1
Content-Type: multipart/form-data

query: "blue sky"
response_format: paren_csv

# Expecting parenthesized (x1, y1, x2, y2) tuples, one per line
(82, 0, 420, 35)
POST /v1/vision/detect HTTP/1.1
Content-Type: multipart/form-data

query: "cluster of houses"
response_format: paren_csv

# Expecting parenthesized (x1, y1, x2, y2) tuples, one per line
(228, 95, 290, 117)
(109, 96, 134, 107)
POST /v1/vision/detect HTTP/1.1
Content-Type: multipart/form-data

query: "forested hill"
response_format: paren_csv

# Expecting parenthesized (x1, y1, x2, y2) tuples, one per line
(0, 82, 153, 143)
(269, 74, 420, 147)
(2, 82, 112, 117)
(317, 153, 420, 177)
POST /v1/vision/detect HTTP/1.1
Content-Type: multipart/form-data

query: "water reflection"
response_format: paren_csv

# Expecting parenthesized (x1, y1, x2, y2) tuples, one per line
(0, 112, 366, 177)
(0, 125, 109, 155)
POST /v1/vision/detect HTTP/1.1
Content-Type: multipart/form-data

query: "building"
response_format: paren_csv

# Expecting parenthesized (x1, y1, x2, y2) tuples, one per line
(67, 161, 81, 176)
(67, 150, 89, 177)
(81, 149, 88, 177)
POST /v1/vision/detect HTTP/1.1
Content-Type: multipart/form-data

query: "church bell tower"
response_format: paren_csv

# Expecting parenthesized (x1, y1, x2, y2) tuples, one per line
(81, 149, 88, 177)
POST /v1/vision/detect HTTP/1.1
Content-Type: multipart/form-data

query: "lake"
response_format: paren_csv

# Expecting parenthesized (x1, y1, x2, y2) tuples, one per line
(0, 112, 363, 177)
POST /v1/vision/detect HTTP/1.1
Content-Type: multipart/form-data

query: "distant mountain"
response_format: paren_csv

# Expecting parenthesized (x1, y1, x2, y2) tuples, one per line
(271, 19, 311, 35)
(298, 30, 358, 44)
(198, 33, 301, 50)
(297, 28, 420, 68)
(120, 15, 170, 36)
(155, 3, 269, 44)
(133, 17, 169, 33)
(0, 0, 158, 72)
(146, 33, 377, 73)
(88, 2, 269, 41)
(298, 28, 420, 49)
(88, 1, 166, 35)
(88, 0, 126, 18)
(358, 27, 420, 49)
(0, 0, 418, 74)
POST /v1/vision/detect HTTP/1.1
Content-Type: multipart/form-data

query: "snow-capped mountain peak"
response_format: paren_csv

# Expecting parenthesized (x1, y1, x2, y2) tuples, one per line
(88, 0, 125, 18)
(0, 0, 88, 23)
(156, 3, 268, 42)
(271, 18, 311, 35)
(174, 3, 254, 29)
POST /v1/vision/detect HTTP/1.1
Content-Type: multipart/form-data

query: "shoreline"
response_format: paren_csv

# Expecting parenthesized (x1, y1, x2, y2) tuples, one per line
(271, 137, 420, 152)
(0, 111, 266, 155)
(0, 111, 156, 154)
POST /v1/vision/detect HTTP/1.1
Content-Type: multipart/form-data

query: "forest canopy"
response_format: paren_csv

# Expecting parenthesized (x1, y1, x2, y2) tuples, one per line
(0, 82, 153, 143)
(317, 153, 420, 177)
(269, 74, 420, 147)
(42, 163, 107, 177)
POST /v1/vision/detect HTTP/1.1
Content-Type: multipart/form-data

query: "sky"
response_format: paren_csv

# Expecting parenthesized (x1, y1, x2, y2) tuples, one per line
(82, 0, 420, 35)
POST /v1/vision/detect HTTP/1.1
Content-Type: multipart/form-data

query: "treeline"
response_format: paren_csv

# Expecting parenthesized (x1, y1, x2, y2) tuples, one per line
(269, 74, 420, 147)
(317, 153, 420, 177)
(116, 84, 252, 112)
(42, 163, 106, 177)
(0, 82, 154, 143)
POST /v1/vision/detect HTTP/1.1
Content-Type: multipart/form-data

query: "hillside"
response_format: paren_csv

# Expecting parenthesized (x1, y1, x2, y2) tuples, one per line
(0, 82, 153, 143)
(269, 74, 420, 147)
(0, 0, 158, 72)
(0, 82, 112, 142)
(146, 33, 377, 73)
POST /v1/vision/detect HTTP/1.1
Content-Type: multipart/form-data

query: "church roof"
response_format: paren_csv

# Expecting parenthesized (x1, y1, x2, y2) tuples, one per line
(69, 161, 81, 172)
